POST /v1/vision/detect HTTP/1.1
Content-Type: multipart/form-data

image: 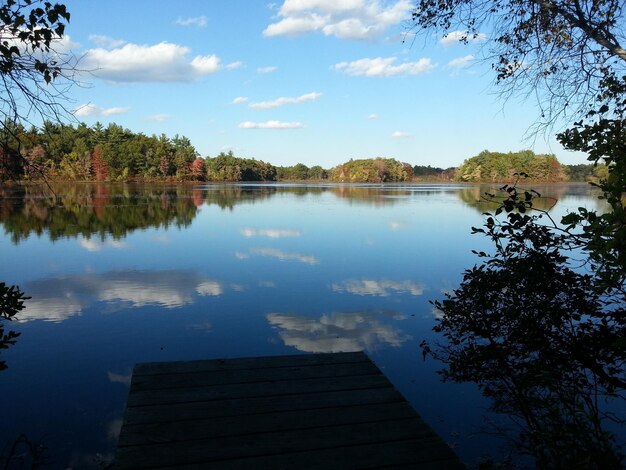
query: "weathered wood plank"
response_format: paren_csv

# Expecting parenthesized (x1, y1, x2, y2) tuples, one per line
(122, 386, 405, 425)
(115, 417, 435, 469)
(118, 401, 419, 447)
(130, 361, 380, 392)
(116, 352, 465, 469)
(161, 439, 463, 470)
(127, 374, 391, 407)
(133, 352, 369, 376)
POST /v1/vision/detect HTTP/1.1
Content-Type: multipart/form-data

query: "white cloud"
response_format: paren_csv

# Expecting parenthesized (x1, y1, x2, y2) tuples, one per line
(83, 41, 221, 82)
(331, 279, 424, 296)
(89, 34, 126, 49)
(190, 54, 221, 74)
(226, 61, 244, 70)
(391, 130, 411, 138)
(175, 16, 208, 27)
(264, 0, 412, 40)
(249, 91, 322, 109)
(241, 228, 302, 238)
(333, 57, 435, 76)
(257, 66, 278, 74)
(234, 251, 250, 259)
(239, 121, 304, 129)
(250, 247, 318, 264)
(145, 113, 170, 122)
(264, 14, 327, 37)
(440, 30, 487, 46)
(448, 54, 475, 69)
(367, 113, 378, 120)
(73, 104, 129, 118)
(232, 96, 249, 105)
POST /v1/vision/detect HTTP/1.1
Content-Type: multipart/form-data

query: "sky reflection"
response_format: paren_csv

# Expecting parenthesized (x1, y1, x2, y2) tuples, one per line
(331, 279, 425, 296)
(20, 270, 224, 321)
(267, 310, 411, 353)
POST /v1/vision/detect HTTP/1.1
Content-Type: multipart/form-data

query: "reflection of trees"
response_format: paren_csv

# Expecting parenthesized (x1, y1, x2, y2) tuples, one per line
(330, 185, 410, 206)
(0, 183, 199, 243)
(456, 184, 604, 214)
(425, 215, 625, 467)
(267, 310, 410, 353)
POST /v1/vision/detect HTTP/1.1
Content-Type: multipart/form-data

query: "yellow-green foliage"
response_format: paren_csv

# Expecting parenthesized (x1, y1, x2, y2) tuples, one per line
(457, 150, 566, 182)
(330, 158, 413, 183)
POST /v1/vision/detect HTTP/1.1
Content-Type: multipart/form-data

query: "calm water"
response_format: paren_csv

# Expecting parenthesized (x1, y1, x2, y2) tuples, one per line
(0, 182, 613, 468)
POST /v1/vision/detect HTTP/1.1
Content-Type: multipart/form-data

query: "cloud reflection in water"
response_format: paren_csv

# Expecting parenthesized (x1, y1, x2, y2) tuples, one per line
(331, 279, 424, 296)
(241, 228, 302, 238)
(267, 310, 410, 353)
(250, 247, 319, 265)
(20, 270, 224, 322)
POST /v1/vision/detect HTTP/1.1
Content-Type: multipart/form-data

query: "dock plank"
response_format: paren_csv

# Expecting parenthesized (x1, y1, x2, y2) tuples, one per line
(115, 352, 464, 469)
(123, 387, 405, 425)
(118, 401, 417, 446)
(130, 361, 380, 391)
(127, 374, 391, 407)
(133, 352, 368, 376)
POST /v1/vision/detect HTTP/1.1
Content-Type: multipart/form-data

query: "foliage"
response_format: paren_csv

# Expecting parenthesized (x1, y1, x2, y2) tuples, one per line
(564, 163, 608, 182)
(0, 282, 28, 371)
(457, 150, 566, 182)
(205, 151, 276, 182)
(424, 181, 625, 467)
(330, 157, 413, 182)
(409, 0, 626, 126)
(0, 121, 200, 181)
(276, 163, 329, 181)
(412, 164, 455, 180)
(0, 0, 79, 179)
(411, 1, 626, 466)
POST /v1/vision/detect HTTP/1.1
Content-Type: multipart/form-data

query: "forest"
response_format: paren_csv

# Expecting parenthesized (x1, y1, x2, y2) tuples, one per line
(0, 121, 601, 183)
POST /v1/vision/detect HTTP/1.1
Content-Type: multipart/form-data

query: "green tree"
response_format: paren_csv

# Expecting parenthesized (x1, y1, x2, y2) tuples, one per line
(0, 0, 75, 177)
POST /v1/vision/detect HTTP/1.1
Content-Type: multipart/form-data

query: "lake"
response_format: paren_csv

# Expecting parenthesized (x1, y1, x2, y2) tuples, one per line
(0, 182, 616, 468)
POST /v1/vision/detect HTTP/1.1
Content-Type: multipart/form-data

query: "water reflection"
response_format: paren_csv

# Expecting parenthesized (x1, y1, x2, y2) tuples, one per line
(267, 310, 411, 353)
(107, 371, 132, 386)
(331, 279, 424, 296)
(248, 247, 319, 265)
(79, 237, 127, 252)
(0, 184, 198, 243)
(456, 183, 606, 214)
(21, 270, 224, 321)
(240, 228, 302, 238)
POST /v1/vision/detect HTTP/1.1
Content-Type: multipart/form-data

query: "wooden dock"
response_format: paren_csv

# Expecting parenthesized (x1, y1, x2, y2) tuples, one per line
(115, 351, 464, 469)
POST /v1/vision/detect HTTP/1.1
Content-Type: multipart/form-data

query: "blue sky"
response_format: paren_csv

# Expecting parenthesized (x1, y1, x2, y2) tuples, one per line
(60, 0, 586, 168)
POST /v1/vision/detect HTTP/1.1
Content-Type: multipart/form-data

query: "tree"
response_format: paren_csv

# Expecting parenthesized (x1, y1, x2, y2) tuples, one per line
(410, 1, 626, 126)
(0, 282, 28, 371)
(411, 1, 626, 465)
(0, 0, 76, 176)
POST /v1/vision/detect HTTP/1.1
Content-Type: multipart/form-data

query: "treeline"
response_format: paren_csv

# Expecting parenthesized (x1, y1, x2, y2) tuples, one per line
(0, 121, 201, 181)
(0, 121, 603, 183)
(458, 149, 607, 182)
(329, 158, 413, 182)
(458, 150, 566, 182)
